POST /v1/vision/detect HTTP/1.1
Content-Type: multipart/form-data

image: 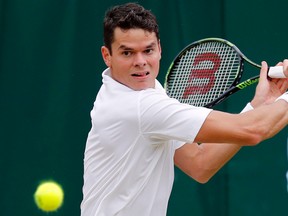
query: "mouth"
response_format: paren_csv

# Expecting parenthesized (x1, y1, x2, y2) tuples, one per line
(131, 72, 150, 77)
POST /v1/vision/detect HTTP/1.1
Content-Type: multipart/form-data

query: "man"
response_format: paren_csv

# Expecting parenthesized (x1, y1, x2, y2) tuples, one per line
(81, 3, 288, 216)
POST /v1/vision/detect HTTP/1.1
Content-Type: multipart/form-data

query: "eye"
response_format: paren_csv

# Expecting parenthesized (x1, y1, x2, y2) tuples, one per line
(144, 49, 154, 54)
(122, 51, 132, 56)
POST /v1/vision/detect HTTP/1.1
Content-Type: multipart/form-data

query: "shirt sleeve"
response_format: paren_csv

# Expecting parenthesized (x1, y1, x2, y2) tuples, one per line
(139, 89, 212, 144)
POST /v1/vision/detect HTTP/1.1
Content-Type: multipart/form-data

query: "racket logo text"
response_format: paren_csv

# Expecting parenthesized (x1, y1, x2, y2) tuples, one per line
(236, 78, 259, 89)
(182, 52, 221, 99)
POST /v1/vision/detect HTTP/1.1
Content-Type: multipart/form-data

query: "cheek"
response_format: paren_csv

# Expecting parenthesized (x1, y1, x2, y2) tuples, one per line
(152, 53, 161, 63)
(111, 57, 129, 69)
(110, 58, 132, 76)
(150, 56, 161, 69)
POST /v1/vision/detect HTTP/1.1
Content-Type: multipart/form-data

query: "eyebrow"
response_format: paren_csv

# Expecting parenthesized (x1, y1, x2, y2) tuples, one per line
(118, 42, 157, 51)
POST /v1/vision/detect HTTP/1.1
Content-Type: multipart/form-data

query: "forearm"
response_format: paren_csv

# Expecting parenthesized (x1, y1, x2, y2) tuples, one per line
(242, 100, 288, 141)
(197, 143, 241, 181)
(175, 142, 242, 183)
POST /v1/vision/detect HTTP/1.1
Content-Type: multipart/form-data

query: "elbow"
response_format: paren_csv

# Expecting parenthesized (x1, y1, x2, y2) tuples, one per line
(242, 133, 262, 146)
(195, 176, 212, 184)
(186, 168, 215, 184)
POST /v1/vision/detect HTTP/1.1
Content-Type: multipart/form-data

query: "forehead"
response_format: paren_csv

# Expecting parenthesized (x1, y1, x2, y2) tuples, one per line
(112, 27, 158, 49)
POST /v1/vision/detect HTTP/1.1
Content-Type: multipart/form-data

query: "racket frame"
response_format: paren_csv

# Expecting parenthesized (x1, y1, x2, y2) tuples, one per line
(165, 37, 261, 108)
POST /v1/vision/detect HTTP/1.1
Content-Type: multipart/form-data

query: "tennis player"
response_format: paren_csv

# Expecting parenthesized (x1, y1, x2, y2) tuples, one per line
(81, 3, 288, 216)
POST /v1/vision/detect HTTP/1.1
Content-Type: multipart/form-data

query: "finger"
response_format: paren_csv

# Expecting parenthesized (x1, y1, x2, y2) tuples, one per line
(281, 78, 288, 92)
(275, 78, 288, 93)
(276, 61, 283, 66)
(259, 61, 269, 81)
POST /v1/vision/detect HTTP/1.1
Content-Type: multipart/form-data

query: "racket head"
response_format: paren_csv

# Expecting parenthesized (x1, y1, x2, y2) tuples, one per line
(165, 38, 246, 108)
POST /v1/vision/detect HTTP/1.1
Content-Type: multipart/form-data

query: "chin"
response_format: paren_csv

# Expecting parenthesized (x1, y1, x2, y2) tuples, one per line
(132, 84, 155, 91)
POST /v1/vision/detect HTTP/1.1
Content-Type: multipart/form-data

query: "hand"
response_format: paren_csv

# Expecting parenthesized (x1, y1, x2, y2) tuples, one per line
(251, 60, 288, 108)
(284, 59, 288, 77)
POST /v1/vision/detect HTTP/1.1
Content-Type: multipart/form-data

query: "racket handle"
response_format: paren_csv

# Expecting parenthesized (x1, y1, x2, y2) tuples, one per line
(268, 66, 286, 78)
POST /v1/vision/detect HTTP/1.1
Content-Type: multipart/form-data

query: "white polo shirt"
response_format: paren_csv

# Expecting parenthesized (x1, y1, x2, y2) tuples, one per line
(81, 68, 212, 216)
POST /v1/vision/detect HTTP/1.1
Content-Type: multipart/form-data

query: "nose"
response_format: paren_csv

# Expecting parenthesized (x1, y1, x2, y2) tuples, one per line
(133, 53, 147, 67)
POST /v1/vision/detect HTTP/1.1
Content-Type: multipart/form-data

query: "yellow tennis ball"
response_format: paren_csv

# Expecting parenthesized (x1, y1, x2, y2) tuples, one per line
(34, 181, 64, 212)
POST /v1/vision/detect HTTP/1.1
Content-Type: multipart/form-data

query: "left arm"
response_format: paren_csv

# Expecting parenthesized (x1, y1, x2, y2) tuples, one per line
(174, 60, 288, 183)
(174, 142, 240, 183)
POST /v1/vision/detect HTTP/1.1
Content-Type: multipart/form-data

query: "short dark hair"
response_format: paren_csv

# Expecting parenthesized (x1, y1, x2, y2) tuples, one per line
(103, 3, 160, 53)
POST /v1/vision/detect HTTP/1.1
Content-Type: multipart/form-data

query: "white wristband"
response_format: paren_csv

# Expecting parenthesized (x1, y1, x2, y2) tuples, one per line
(276, 92, 288, 103)
(241, 102, 254, 113)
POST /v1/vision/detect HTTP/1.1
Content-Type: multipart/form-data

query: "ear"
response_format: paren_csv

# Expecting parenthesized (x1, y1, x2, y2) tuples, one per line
(158, 40, 162, 60)
(101, 46, 111, 67)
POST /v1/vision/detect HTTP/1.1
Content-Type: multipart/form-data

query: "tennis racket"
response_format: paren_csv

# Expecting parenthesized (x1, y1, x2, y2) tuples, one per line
(165, 37, 284, 108)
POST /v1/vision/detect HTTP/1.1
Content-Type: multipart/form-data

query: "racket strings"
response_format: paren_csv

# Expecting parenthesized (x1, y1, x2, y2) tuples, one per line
(167, 41, 241, 107)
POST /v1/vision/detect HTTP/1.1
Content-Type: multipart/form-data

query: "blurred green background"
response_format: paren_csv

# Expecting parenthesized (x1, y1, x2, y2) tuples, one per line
(1, 0, 288, 215)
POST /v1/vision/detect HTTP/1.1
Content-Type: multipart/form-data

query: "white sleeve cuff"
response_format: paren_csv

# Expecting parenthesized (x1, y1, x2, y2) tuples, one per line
(241, 102, 254, 113)
(276, 92, 288, 103)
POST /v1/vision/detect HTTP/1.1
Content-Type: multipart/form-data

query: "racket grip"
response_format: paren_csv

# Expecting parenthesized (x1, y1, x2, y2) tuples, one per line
(268, 66, 286, 78)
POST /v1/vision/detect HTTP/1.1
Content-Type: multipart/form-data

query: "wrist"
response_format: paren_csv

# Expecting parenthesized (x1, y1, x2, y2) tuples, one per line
(250, 96, 264, 108)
